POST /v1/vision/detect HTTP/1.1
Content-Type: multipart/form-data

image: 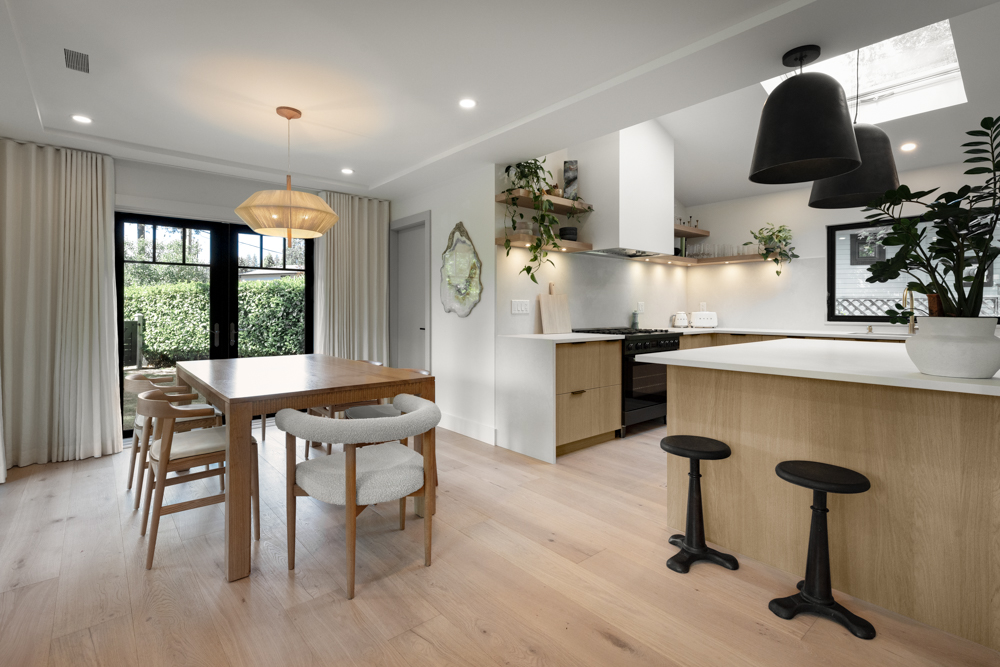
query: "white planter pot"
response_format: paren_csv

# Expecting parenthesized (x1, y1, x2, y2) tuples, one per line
(905, 317, 1000, 379)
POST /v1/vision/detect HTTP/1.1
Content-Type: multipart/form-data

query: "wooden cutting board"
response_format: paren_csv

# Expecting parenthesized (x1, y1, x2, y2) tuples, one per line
(539, 282, 571, 334)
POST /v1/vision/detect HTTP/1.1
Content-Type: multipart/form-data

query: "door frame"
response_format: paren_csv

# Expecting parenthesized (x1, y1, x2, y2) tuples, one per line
(388, 211, 431, 371)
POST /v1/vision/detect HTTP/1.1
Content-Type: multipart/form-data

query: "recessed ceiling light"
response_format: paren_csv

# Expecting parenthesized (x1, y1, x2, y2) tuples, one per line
(901, 142, 917, 152)
(72, 115, 92, 124)
(459, 98, 476, 109)
(341, 168, 354, 175)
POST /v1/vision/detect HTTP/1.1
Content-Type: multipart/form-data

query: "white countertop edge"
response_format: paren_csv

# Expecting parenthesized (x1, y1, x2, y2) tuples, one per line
(665, 327, 911, 341)
(498, 333, 625, 342)
(637, 339, 1000, 397)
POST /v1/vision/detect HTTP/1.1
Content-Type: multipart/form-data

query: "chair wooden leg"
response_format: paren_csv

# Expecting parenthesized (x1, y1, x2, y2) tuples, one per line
(251, 448, 260, 541)
(346, 444, 357, 599)
(399, 498, 406, 530)
(133, 424, 152, 510)
(326, 443, 331, 455)
(260, 415, 266, 442)
(304, 441, 311, 460)
(286, 432, 297, 571)
(219, 462, 225, 491)
(140, 464, 155, 535)
(424, 476, 432, 567)
(127, 435, 139, 490)
(146, 459, 169, 569)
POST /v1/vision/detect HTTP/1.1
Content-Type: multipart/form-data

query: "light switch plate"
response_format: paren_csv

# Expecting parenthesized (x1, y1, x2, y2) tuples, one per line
(511, 299, 530, 314)
(636, 302, 645, 314)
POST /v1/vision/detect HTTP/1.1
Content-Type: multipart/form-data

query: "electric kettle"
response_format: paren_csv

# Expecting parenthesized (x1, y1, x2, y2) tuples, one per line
(672, 312, 689, 328)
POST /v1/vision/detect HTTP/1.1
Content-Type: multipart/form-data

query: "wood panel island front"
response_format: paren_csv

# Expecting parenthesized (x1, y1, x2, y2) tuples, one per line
(638, 339, 1000, 652)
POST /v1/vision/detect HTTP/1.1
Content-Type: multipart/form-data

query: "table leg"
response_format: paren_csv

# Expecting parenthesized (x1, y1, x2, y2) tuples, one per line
(225, 402, 254, 581)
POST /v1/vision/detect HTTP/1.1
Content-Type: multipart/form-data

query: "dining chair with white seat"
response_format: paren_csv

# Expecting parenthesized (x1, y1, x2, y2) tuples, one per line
(276, 393, 440, 599)
(124, 372, 223, 502)
(135, 388, 261, 569)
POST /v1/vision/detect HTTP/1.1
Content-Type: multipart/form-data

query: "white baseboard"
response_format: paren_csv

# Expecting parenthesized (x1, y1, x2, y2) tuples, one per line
(439, 411, 495, 446)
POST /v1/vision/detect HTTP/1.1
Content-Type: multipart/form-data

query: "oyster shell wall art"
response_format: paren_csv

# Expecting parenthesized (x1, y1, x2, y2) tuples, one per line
(440, 222, 482, 318)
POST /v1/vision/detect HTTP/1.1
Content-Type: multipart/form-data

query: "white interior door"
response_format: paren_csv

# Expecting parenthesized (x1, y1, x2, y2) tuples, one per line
(391, 222, 427, 370)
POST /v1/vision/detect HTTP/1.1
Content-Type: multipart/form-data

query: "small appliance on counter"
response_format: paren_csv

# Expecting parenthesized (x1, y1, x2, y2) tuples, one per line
(690, 311, 718, 328)
(671, 312, 689, 328)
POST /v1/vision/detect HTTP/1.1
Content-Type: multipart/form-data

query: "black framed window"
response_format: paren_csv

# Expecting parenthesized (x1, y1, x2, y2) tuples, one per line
(828, 220, 1000, 321)
(116, 213, 314, 437)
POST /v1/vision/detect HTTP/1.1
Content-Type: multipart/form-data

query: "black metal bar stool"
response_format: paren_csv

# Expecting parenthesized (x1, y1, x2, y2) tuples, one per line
(769, 460, 876, 640)
(659, 435, 739, 573)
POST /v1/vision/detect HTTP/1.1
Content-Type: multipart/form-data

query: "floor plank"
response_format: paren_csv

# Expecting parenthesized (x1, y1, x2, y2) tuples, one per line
(48, 615, 138, 667)
(0, 576, 58, 667)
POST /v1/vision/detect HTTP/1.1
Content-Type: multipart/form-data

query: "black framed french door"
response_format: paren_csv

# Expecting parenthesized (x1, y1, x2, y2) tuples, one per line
(115, 212, 314, 436)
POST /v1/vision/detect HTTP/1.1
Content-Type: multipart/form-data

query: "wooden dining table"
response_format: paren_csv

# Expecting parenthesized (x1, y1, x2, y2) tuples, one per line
(176, 354, 436, 582)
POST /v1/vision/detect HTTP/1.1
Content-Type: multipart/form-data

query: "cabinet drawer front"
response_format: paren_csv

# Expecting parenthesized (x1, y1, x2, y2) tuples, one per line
(595, 385, 621, 434)
(556, 341, 621, 393)
(556, 390, 596, 446)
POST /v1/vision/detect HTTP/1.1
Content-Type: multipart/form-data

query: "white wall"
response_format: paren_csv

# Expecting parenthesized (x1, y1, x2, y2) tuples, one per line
(392, 164, 496, 445)
(115, 160, 294, 224)
(684, 162, 974, 330)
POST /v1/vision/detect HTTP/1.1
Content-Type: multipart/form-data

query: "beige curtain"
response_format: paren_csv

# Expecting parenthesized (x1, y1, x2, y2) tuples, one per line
(0, 138, 121, 476)
(314, 192, 389, 362)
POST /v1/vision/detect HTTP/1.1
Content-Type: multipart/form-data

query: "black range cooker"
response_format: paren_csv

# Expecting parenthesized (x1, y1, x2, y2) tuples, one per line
(572, 328, 680, 436)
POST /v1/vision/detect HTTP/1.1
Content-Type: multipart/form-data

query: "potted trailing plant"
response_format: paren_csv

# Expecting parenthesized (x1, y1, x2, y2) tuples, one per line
(500, 158, 590, 283)
(863, 114, 1000, 379)
(743, 223, 798, 275)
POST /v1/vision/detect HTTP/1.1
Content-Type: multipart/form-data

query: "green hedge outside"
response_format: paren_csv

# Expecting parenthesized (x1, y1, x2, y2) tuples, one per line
(123, 276, 305, 367)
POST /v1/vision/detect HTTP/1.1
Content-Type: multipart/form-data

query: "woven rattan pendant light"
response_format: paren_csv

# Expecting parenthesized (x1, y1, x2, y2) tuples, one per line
(235, 107, 338, 247)
(749, 45, 861, 185)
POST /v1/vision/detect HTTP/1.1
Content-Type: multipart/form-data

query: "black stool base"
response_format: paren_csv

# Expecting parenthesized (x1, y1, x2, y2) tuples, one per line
(769, 590, 876, 640)
(666, 534, 739, 574)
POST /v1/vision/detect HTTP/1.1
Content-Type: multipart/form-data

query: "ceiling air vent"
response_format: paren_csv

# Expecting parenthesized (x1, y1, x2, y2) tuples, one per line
(63, 49, 89, 73)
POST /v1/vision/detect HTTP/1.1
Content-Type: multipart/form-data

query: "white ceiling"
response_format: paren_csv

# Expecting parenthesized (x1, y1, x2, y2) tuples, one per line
(661, 2, 1000, 207)
(1, 0, 997, 201)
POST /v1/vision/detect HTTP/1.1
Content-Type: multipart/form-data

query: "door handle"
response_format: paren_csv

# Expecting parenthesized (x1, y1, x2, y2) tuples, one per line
(419, 327, 426, 331)
(571, 389, 587, 395)
(213, 323, 220, 347)
(230, 323, 236, 346)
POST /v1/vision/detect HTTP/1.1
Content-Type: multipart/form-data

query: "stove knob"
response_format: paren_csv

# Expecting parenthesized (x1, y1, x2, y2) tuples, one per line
(626, 343, 635, 351)
(644, 341, 652, 349)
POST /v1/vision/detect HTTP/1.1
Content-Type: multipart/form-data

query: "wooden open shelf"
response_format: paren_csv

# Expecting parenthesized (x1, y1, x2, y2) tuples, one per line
(674, 225, 710, 239)
(639, 253, 769, 267)
(495, 233, 593, 253)
(496, 189, 594, 216)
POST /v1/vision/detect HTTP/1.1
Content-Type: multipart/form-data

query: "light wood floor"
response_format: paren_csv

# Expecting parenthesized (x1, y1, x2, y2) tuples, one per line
(0, 421, 996, 667)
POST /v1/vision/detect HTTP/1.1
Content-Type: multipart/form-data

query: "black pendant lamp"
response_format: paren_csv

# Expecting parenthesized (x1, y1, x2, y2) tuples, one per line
(809, 51, 899, 208)
(809, 123, 899, 208)
(749, 45, 861, 185)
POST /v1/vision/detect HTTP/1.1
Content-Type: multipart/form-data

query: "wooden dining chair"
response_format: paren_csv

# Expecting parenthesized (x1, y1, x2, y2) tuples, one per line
(136, 389, 260, 569)
(276, 393, 440, 598)
(124, 372, 223, 503)
(304, 359, 384, 459)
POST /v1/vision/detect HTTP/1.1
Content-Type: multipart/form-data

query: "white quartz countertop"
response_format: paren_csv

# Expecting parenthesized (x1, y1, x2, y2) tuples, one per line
(497, 333, 625, 343)
(664, 327, 911, 341)
(637, 338, 1000, 396)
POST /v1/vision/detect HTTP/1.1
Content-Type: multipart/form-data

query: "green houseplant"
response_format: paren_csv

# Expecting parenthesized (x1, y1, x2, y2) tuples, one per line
(862, 114, 1000, 378)
(500, 158, 590, 283)
(743, 223, 798, 275)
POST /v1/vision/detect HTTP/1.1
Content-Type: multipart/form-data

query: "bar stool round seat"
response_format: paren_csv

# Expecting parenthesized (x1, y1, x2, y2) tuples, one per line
(659, 435, 739, 574)
(660, 435, 731, 461)
(775, 460, 871, 495)
(769, 460, 875, 640)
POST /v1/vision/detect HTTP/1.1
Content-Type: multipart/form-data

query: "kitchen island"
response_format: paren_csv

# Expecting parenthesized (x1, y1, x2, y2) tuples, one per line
(638, 339, 1000, 652)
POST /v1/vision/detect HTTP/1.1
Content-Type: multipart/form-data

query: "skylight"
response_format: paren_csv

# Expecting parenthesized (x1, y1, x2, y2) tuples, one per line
(761, 20, 966, 125)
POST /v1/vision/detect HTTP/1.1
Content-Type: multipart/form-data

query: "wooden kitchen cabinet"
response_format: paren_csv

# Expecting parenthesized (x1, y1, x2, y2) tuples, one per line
(555, 341, 621, 454)
(496, 336, 621, 464)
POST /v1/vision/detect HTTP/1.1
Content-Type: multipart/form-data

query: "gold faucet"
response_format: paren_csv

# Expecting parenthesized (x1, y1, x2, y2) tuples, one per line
(902, 288, 916, 334)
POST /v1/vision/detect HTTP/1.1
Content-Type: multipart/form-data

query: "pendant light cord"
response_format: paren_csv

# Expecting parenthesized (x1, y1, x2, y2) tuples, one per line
(287, 119, 291, 178)
(854, 48, 860, 124)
